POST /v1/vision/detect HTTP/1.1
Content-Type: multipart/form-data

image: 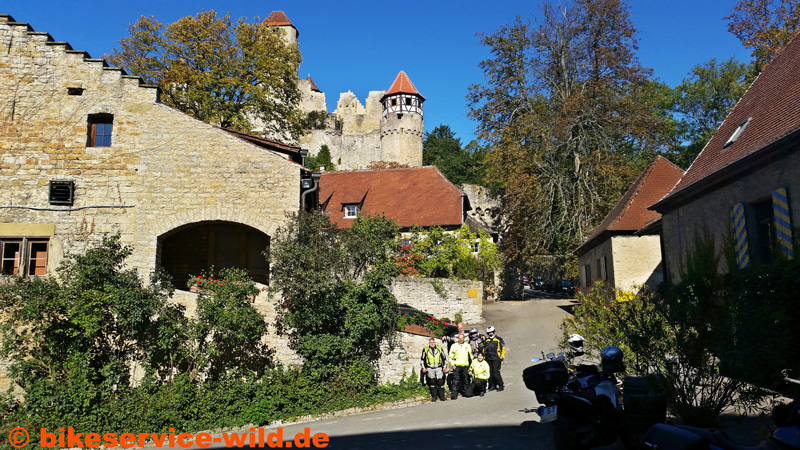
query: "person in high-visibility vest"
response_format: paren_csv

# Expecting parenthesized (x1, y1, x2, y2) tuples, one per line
(448, 333, 473, 400)
(484, 326, 506, 391)
(420, 337, 448, 402)
(464, 352, 490, 397)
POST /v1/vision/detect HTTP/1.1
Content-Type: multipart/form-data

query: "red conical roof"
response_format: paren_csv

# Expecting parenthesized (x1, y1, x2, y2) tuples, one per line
(381, 71, 425, 102)
(264, 11, 293, 27)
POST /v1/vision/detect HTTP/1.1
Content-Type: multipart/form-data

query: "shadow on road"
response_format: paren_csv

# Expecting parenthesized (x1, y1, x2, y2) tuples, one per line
(275, 423, 553, 449)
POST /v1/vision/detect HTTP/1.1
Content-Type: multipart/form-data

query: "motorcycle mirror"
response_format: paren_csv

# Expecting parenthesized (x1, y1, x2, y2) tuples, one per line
(532, 357, 540, 362)
(546, 352, 555, 359)
(558, 352, 565, 357)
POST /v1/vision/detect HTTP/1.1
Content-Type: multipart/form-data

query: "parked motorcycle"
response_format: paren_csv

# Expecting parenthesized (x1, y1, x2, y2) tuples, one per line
(640, 370, 800, 450)
(523, 335, 634, 450)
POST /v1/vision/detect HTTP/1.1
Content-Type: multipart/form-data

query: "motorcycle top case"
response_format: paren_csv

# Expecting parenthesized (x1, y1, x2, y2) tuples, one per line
(640, 424, 710, 450)
(523, 361, 569, 400)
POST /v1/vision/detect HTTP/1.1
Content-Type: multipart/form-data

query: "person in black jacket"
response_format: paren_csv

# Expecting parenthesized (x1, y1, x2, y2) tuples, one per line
(484, 326, 506, 391)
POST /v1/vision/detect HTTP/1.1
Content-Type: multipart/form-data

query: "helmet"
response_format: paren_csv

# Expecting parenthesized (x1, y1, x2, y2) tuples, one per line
(568, 334, 585, 355)
(487, 326, 496, 337)
(469, 327, 479, 338)
(601, 346, 625, 373)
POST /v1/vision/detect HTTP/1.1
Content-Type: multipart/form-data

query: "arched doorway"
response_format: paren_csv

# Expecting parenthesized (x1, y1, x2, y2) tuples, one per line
(158, 221, 270, 290)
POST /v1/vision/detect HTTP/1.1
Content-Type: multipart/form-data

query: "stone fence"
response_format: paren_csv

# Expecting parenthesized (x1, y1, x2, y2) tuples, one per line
(389, 277, 483, 324)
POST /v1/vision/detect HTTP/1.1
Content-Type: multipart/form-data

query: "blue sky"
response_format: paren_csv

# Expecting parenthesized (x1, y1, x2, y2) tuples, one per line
(5, 1, 751, 145)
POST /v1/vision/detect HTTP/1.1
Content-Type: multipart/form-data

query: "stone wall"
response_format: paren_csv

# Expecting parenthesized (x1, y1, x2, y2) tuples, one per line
(390, 277, 483, 324)
(0, 16, 301, 280)
(611, 235, 663, 293)
(376, 332, 430, 384)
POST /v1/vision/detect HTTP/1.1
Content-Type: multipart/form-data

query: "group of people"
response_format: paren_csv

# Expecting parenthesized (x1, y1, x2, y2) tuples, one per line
(420, 322, 506, 402)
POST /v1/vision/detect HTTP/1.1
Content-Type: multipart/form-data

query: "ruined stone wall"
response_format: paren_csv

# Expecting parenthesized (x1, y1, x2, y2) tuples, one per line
(390, 277, 483, 324)
(376, 332, 430, 384)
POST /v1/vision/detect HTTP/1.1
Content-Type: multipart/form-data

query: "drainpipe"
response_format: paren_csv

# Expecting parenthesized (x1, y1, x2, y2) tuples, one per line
(300, 171, 322, 212)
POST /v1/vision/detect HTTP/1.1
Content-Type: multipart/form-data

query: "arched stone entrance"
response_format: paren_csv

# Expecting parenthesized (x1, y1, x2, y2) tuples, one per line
(158, 221, 270, 290)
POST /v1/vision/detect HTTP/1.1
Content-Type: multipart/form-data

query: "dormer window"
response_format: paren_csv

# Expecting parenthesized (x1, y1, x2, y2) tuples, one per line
(343, 204, 358, 219)
(88, 113, 113, 147)
(724, 118, 752, 148)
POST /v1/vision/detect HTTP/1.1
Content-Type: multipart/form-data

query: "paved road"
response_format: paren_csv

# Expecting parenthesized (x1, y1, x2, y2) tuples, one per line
(269, 294, 590, 449)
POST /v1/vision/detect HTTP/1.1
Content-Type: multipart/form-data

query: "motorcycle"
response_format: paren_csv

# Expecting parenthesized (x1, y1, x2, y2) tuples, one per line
(523, 335, 633, 450)
(639, 370, 800, 450)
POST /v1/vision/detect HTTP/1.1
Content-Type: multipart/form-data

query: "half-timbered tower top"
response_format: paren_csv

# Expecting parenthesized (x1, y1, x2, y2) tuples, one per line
(380, 71, 425, 118)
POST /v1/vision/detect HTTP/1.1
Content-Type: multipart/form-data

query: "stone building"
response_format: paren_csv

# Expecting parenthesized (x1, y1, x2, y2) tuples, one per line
(575, 156, 684, 295)
(265, 12, 426, 171)
(0, 14, 304, 290)
(652, 33, 800, 282)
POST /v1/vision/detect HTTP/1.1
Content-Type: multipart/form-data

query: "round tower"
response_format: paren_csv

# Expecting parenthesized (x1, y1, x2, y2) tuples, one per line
(264, 11, 298, 48)
(380, 71, 425, 167)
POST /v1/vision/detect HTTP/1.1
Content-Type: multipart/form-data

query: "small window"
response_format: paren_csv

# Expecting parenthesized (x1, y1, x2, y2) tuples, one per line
(88, 114, 113, 147)
(724, 118, 751, 148)
(343, 205, 358, 219)
(0, 238, 48, 277)
(472, 241, 479, 253)
(391, 99, 397, 106)
(405, 97, 412, 106)
(1, 240, 21, 275)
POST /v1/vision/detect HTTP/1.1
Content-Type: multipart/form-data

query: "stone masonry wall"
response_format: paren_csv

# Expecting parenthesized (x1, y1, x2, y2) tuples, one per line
(390, 277, 483, 324)
(0, 16, 301, 393)
(0, 16, 300, 279)
(376, 332, 430, 384)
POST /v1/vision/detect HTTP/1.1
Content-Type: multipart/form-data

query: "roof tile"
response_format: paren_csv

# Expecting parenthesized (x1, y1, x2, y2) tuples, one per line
(669, 32, 800, 195)
(319, 167, 463, 229)
(265, 11, 293, 27)
(382, 71, 425, 101)
(577, 156, 684, 253)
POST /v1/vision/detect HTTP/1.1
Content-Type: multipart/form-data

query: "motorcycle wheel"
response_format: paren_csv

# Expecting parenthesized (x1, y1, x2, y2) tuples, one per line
(554, 416, 591, 450)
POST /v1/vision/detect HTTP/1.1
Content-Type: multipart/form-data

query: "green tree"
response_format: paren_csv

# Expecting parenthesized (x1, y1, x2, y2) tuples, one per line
(468, 0, 668, 261)
(269, 212, 400, 373)
(107, 11, 304, 138)
(726, 0, 800, 75)
(422, 125, 487, 186)
(403, 225, 501, 282)
(305, 144, 335, 171)
(664, 58, 749, 168)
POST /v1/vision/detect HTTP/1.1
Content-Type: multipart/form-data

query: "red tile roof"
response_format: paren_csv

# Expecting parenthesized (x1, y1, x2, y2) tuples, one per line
(319, 167, 464, 229)
(381, 71, 426, 102)
(666, 32, 800, 197)
(576, 156, 684, 255)
(265, 11, 293, 27)
(306, 76, 321, 93)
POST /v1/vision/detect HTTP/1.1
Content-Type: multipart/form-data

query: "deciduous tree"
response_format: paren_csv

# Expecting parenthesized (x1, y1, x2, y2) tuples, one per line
(468, 0, 667, 261)
(107, 11, 304, 138)
(726, 0, 800, 74)
(663, 58, 749, 168)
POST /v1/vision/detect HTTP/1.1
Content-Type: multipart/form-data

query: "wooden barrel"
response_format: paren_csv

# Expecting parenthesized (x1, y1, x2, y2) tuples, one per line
(623, 375, 667, 432)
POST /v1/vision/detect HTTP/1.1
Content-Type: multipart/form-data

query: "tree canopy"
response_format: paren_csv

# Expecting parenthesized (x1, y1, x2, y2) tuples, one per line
(662, 57, 749, 168)
(468, 0, 669, 260)
(726, 0, 800, 74)
(422, 125, 488, 186)
(107, 11, 305, 139)
(269, 212, 400, 372)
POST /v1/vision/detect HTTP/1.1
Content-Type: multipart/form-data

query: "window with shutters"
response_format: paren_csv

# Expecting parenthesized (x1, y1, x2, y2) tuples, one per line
(0, 238, 48, 277)
(87, 114, 113, 147)
(752, 198, 777, 265)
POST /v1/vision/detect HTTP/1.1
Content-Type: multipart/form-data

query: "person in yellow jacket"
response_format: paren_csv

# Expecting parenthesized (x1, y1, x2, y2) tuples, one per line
(448, 333, 473, 400)
(420, 337, 448, 402)
(465, 352, 491, 397)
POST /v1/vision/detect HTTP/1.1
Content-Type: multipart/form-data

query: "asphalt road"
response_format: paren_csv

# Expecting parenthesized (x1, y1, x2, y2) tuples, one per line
(267, 290, 591, 449)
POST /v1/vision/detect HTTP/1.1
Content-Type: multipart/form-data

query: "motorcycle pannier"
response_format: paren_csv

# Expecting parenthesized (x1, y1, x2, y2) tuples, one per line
(523, 361, 569, 399)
